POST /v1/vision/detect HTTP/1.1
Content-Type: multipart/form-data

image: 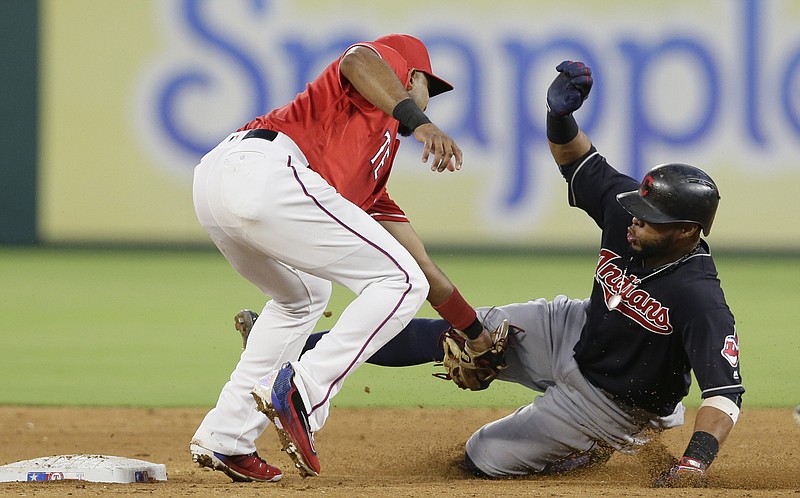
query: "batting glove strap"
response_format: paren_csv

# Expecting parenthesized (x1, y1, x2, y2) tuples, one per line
(675, 456, 708, 474)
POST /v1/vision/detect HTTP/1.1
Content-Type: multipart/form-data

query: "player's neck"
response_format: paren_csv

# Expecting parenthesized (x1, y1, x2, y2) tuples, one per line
(643, 241, 701, 269)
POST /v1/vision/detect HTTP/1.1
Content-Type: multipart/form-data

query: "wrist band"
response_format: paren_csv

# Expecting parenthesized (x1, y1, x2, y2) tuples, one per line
(433, 288, 480, 338)
(683, 431, 719, 467)
(392, 98, 431, 132)
(547, 112, 579, 144)
(461, 318, 484, 340)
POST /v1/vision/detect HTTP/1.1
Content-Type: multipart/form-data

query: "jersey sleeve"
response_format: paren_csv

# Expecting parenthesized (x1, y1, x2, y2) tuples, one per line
(367, 190, 409, 222)
(682, 307, 745, 400)
(337, 42, 411, 111)
(559, 147, 639, 229)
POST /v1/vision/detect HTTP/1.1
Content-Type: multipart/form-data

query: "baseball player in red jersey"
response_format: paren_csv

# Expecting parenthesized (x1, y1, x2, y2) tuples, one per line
(190, 34, 494, 481)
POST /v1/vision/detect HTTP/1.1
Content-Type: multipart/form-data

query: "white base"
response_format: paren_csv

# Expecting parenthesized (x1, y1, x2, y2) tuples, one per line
(0, 454, 167, 483)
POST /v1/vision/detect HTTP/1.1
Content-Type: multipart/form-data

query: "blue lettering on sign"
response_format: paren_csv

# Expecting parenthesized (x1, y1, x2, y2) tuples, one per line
(744, 0, 765, 146)
(158, 0, 270, 156)
(783, 50, 800, 134)
(618, 37, 719, 179)
(282, 37, 358, 95)
(147, 0, 799, 211)
(503, 38, 602, 206)
(425, 36, 489, 145)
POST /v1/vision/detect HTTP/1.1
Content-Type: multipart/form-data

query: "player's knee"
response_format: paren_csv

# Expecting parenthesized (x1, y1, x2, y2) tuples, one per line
(462, 452, 493, 479)
(307, 279, 333, 314)
(278, 279, 332, 317)
(406, 266, 429, 306)
(364, 258, 428, 313)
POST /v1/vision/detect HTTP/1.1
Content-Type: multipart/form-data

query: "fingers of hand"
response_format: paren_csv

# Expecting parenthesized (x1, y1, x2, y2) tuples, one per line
(571, 74, 593, 91)
(425, 137, 462, 172)
(556, 60, 592, 78)
(554, 60, 593, 96)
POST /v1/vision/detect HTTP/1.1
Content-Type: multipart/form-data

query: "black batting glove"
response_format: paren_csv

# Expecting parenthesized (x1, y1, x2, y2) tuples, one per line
(546, 60, 593, 117)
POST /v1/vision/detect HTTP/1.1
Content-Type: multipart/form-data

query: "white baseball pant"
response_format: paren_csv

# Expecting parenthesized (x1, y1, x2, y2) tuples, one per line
(191, 130, 428, 455)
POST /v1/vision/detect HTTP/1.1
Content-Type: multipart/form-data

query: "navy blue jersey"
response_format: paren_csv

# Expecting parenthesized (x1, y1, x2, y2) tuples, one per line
(560, 148, 744, 416)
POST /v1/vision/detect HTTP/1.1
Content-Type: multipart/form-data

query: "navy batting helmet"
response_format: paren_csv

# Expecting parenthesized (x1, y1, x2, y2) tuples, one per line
(616, 163, 720, 236)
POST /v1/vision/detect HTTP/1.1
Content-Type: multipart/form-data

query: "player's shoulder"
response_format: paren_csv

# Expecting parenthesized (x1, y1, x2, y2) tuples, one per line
(346, 40, 405, 66)
(669, 252, 732, 317)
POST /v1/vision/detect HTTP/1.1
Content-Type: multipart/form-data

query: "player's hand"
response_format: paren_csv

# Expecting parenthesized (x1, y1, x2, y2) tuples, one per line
(413, 123, 463, 172)
(546, 60, 593, 116)
(652, 456, 709, 488)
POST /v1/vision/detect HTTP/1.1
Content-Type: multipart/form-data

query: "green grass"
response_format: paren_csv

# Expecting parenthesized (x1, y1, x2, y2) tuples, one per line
(0, 247, 797, 409)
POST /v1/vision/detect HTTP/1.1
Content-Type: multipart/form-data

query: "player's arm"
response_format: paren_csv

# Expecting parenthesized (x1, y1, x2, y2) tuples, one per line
(378, 219, 492, 351)
(339, 46, 461, 172)
(656, 311, 742, 488)
(545, 61, 593, 165)
(654, 397, 739, 488)
(692, 404, 735, 445)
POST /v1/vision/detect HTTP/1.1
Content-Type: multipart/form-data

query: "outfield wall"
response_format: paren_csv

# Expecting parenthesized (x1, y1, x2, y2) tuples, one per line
(24, 1, 800, 249)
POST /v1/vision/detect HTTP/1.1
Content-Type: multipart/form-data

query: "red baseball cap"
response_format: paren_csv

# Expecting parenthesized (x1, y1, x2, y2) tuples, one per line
(373, 34, 454, 97)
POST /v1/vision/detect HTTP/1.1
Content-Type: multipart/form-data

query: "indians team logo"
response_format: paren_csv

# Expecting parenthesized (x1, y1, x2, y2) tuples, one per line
(595, 249, 672, 335)
(720, 331, 739, 368)
(641, 175, 654, 196)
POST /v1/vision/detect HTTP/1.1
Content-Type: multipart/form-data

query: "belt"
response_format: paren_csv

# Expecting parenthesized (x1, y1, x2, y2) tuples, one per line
(243, 128, 278, 141)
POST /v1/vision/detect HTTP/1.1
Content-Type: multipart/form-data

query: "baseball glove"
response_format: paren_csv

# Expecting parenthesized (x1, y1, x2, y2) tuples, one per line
(433, 319, 509, 391)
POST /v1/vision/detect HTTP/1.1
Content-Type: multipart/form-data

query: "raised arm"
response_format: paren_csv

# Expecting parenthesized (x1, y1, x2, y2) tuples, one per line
(545, 61, 594, 165)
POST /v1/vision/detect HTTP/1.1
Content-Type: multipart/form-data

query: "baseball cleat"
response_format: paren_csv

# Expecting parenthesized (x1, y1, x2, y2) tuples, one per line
(234, 309, 259, 349)
(252, 363, 320, 477)
(189, 442, 282, 482)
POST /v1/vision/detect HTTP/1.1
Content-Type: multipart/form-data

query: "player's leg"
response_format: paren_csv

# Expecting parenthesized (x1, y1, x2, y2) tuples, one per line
(302, 317, 448, 366)
(197, 131, 430, 476)
(463, 383, 614, 477)
(464, 387, 613, 477)
(247, 178, 429, 430)
(191, 233, 332, 456)
(191, 131, 335, 480)
(470, 296, 588, 392)
(463, 295, 662, 477)
(210, 134, 428, 434)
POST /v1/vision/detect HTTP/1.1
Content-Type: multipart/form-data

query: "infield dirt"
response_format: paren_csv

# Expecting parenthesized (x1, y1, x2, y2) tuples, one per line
(0, 406, 798, 497)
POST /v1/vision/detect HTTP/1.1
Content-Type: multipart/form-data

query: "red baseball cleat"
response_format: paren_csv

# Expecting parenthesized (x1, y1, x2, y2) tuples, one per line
(190, 442, 282, 482)
(252, 363, 320, 477)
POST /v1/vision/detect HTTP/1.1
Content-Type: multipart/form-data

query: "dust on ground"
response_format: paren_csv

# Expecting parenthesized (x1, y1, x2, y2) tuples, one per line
(0, 406, 798, 497)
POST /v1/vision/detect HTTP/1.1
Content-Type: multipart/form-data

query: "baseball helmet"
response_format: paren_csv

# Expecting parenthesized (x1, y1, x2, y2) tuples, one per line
(616, 163, 720, 236)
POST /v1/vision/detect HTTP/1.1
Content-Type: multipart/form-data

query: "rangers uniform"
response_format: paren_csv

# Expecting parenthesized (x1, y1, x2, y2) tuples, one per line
(191, 36, 445, 459)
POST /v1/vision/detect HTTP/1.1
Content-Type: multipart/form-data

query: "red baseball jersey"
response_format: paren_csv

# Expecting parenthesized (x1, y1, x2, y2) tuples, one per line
(239, 41, 410, 222)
